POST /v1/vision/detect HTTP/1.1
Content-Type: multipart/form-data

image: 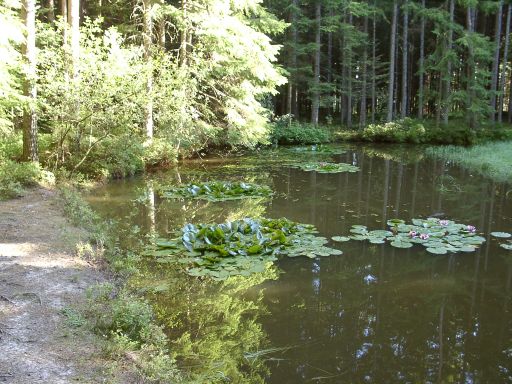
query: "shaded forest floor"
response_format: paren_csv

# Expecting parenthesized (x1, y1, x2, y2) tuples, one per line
(0, 188, 107, 383)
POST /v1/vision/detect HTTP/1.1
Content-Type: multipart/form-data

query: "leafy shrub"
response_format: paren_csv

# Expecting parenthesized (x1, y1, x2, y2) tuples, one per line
(0, 159, 42, 199)
(269, 115, 332, 145)
(361, 118, 427, 143)
(142, 138, 178, 168)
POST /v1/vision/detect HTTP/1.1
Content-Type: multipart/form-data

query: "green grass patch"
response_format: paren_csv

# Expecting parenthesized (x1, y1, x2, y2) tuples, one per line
(425, 141, 512, 183)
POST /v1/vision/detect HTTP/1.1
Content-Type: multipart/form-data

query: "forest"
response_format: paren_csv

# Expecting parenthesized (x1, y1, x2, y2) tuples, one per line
(2, 0, 512, 190)
(2, 1, 512, 383)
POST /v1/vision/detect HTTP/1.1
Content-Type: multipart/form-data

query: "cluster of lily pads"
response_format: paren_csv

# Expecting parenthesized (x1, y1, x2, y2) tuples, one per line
(491, 231, 512, 250)
(290, 162, 359, 174)
(333, 218, 487, 255)
(159, 181, 272, 202)
(286, 145, 346, 155)
(146, 217, 342, 279)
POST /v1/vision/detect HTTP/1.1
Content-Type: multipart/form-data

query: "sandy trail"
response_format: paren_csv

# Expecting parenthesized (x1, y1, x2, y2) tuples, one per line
(0, 188, 106, 383)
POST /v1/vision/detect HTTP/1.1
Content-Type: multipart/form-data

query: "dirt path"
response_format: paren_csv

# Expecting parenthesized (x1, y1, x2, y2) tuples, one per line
(0, 188, 107, 383)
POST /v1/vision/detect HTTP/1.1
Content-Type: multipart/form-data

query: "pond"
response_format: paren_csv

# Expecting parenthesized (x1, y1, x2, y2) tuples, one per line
(86, 144, 512, 383)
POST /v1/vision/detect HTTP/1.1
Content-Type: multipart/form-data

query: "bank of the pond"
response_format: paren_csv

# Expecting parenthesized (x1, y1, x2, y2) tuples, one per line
(426, 141, 512, 183)
(0, 187, 106, 382)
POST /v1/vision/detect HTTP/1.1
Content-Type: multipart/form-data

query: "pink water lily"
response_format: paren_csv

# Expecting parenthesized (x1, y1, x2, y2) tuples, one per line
(440, 220, 449, 226)
(409, 231, 418, 238)
(466, 225, 476, 233)
(419, 233, 430, 240)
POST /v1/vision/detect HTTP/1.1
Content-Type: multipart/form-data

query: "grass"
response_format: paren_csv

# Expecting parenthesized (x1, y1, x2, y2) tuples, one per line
(426, 141, 512, 183)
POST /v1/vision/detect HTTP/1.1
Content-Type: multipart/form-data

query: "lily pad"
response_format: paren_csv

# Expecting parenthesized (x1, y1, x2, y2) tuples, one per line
(500, 243, 512, 250)
(147, 217, 343, 279)
(160, 181, 272, 201)
(426, 247, 448, 255)
(490, 232, 512, 239)
(290, 162, 359, 174)
(331, 236, 351, 242)
(390, 240, 413, 249)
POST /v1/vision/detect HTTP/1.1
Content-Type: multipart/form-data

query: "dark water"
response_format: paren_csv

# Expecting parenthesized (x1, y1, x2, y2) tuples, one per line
(87, 145, 512, 383)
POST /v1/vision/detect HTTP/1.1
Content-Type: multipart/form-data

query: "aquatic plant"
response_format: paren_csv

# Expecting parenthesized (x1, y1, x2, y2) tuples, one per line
(286, 145, 346, 155)
(290, 162, 359, 174)
(145, 217, 342, 279)
(337, 218, 486, 255)
(160, 181, 272, 201)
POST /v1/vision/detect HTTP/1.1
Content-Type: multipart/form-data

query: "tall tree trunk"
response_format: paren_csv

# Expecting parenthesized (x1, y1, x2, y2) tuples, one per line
(179, 0, 188, 66)
(143, 0, 154, 139)
(22, 0, 38, 162)
(360, 15, 368, 129)
(347, 11, 353, 129)
(61, 0, 68, 45)
(69, 0, 80, 79)
(47, 0, 55, 22)
(491, 0, 504, 123)
(442, 0, 454, 125)
(467, 5, 476, 129)
(311, 1, 321, 125)
(387, 1, 398, 122)
(499, 4, 511, 123)
(401, 1, 408, 119)
(327, 7, 333, 116)
(418, 0, 425, 119)
(371, 2, 377, 123)
(287, 0, 298, 116)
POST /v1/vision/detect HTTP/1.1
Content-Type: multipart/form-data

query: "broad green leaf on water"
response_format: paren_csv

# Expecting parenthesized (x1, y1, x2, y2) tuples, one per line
(340, 217, 483, 255)
(160, 181, 272, 201)
(331, 236, 350, 242)
(500, 243, 512, 250)
(390, 240, 413, 249)
(147, 217, 343, 279)
(290, 162, 359, 174)
(490, 232, 512, 239)
(426, 247, 448, 255)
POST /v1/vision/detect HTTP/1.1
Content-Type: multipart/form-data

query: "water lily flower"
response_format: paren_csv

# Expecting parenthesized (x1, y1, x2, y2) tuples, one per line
(440, 220, 449, 226)
(419, 233, 430, 240)
(466, 225, 476, 233)
(409, 231, 418, 238)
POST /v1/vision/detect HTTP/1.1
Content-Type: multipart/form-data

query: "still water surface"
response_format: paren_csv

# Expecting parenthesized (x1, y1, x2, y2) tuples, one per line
(87, 145, 512, 383)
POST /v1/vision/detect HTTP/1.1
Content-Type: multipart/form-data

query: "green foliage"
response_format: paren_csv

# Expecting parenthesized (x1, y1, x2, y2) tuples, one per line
(145, 217, 341, 279)
(0, 0, 23, 134)
(269, 117, 332, 144)
(338, 218, 486, 255)
(160, 181, 273, 201)
(0, 159, 42, 199)
(61, 307, 87, 328)
(290, 161, 359, 173)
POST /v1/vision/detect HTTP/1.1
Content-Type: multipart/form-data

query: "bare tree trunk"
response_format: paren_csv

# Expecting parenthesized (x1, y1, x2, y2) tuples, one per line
(346, 11, 353, 129)
(467, 6, 476, 129)
(143, 0, 154, 139)
(387, 1, 398, 122)
(179, 0, 187, 66)
(401, 1, 408, 119)
(327, 7, 333, 116)
(311, 1, 321, 125)
(61, 0, 68, 44)
(371, 1, 377, 123)
(418, 0, 425, 119)
(442, 0, 454, 125)
(490, 0, 504, 123)
(69, 0, 80, 79)
(47, 0, 55, 22)
(360, 15, 368, 129)
(291, 0, 298, 117)
(22, 0, 38, 162)
(499, 4, 511, 123)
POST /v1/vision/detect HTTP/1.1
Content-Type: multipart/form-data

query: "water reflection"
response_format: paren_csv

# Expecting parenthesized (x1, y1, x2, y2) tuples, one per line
(87, 144, 512, 383)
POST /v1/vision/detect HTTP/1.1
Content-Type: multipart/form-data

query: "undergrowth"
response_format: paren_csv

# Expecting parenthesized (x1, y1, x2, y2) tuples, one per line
(58, 187, 183, 383)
